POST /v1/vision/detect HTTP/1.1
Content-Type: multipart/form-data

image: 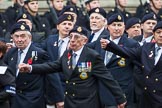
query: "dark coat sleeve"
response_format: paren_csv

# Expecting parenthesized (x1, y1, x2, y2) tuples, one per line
(91, 54, 126, 104)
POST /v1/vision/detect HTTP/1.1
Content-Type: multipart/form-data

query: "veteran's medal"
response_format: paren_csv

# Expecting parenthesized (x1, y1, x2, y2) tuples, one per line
(80, 72, 88, 80)
(118, 58, 126, 67)
(53, 41, 57, 46)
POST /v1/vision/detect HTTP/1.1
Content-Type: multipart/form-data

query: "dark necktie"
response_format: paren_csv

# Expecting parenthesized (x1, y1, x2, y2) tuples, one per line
(72, 53, 77, 69)
(58, 39, 64, 57)
(88, 33, 95, 43)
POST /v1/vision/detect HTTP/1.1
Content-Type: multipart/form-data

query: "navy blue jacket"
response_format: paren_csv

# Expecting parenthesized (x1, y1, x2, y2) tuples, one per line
(4, 44, 48, 108)
(105, 41, 162, 108)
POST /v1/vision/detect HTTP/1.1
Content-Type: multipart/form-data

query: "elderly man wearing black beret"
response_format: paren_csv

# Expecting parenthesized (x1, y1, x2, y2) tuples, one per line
(3, 22, 50, 108)
(18, 26, 127, 108)
(100, 20, 162, 108)
(92, 13, 139, 108)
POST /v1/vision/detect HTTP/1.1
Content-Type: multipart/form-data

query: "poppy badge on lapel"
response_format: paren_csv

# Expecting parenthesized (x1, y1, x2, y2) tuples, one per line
(27, 58, 33, 65)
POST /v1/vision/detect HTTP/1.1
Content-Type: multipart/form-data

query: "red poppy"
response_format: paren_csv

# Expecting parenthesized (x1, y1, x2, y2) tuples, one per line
(68, 52, 71, 60)
(28, 58, 33, 65)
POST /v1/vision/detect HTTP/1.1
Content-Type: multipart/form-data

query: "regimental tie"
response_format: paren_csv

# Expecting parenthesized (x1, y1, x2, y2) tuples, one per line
(88, 33, 95, 43)
(154, 47, 161, 65)
(16, 50, 23, 76)
(58, 39, 64, 57)
(72, 53, 77, 69)
(104, 51, 113, 65)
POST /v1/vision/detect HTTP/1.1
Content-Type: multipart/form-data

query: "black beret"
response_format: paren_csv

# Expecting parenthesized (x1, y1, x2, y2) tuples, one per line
(59, 5, 77, 16)
(69, 26, 88, 37)
(57, 14, 74, 25)
(141, 13, 157, 23)
(24, 0, 37, 4)
(153, 21, 162, 32)
(107, 13, 124, 25)
(16, 13, 32, 21)
(89, 7, 107, 18)
(125, 17, 141, 30)
(10, 22, 30, 34)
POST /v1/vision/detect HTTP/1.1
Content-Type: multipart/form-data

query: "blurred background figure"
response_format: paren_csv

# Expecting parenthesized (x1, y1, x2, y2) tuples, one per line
(5, 0, 25, 27)
(44, 0, 64, 30)
(66, 0, 88, 29)
(0, 0, 10, 40)
(85, 0, 100, 12)
(23, 0, 51, 43)
(107, 0, 132, 24)
(135, 0, 162, 21)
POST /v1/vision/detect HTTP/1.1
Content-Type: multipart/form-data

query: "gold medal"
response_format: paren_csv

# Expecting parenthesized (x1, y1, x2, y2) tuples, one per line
(117, 58, 126, 67)
(80, 72, 88, 80)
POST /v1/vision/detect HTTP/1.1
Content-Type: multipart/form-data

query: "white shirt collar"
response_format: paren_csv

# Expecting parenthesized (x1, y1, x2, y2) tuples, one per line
(19, 42, 31, 54)
(142, 35, 153, 43)
(73, 46, 84, 56)
(91, 27, 105, 42)
(59, 36, 69, 42)
(110, 36, 121, 44)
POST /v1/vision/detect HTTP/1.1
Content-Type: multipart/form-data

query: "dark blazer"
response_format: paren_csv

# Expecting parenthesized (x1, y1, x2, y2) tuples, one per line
(106, 41, 162, 108)
(0, 59, 15, 108)
(88, 35, 140, 106)
(31, 46, 126, 108)
(87, 29, 109, 53)
(3, 44, 49, 108)
(133, 35, 143, 42)
(41, 34, 65, 104)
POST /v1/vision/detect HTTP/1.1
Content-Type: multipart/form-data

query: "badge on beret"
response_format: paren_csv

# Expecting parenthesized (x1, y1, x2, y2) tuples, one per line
(80, 72, 88, 80)
(118, 15, 121, 20)
(20, 25, 25, 30)
(23, 14, 27, 19)
(117, 58, 125, 67)
(67, 15, 71, 20)
(77, 27, 82, 32)
(70, 8, 74, 11)
(153, 14, 156, 19)
(95, 8, 99, 13)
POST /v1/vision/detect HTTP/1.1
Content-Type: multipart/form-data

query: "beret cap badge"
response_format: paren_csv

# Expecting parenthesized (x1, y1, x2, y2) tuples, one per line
(153, 14, 156, 19)
(22, 14, 27, 19)
(70, 8, 73, 11)
(77, 27, 82, 32)
(95, 8, 99, 13)
(20, 25, 25, 30)
(67, 15, 71, 20)
(118, 15, 121, 20)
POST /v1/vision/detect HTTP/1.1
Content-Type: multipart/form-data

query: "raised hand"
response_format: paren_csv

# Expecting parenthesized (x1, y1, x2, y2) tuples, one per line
(18, 63, 31, 73)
